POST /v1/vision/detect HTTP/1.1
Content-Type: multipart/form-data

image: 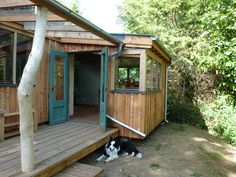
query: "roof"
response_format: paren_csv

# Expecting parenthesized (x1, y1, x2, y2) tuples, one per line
(111, 33, 173, 62)
(0, 0, 172, 62)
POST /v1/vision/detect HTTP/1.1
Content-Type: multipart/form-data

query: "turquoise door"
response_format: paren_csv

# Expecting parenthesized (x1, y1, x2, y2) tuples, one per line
(49, 50, 69, 125)
(100, 47, 108, 132)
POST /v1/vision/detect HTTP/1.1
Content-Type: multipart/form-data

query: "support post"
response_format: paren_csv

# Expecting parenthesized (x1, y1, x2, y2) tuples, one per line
(17, 6, 47, 172)
(0, 109, 5, 141)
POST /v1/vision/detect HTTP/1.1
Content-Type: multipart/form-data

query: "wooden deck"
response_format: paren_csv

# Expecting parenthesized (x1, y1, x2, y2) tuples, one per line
(0, 122, 118, 177)
(54, 162, 103, 177)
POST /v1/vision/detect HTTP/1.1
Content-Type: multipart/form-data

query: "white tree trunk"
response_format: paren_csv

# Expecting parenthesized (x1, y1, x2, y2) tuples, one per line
(17, 6, 48, 172)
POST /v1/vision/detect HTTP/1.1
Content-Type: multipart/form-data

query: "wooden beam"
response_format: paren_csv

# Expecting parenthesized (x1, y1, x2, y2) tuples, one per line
(139, 50, 146, 92)
(60, 38, 115, 46)
(46, 31, 101, 39)
(0, 110, 4, 141)
(24, 22, 86, 32)
(0, 0, 34, 8)
(30, 0, 121, 45)
(152, 42, 171, 63)
(0, 22, 61, 42)
(123, 36, 153, 46)
(0, 14, 65, 22)
(121, 49, 142, 55)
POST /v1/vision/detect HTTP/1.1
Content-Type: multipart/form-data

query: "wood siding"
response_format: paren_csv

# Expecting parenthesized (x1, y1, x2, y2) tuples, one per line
(108, 93, 145, 139)
(107, 49, 167, 139)
(0, 39, 65, 127)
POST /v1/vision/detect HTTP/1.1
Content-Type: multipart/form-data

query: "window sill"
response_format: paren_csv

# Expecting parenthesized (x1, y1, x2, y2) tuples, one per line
(0, 84, 18, 88)
(111, 89, 144, 94)
(111, 89, 162, 94)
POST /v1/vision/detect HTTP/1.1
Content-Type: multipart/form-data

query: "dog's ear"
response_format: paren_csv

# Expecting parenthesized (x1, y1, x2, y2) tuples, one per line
(115, 136, 121, 143)
(109, 136, 113, 141)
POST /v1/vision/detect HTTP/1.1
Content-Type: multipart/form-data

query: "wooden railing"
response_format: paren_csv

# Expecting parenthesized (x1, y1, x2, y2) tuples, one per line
(0, 109, 38, 141)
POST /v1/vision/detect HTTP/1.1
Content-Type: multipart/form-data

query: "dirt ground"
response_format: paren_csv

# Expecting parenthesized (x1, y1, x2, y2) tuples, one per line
(80, 123, 236, 177)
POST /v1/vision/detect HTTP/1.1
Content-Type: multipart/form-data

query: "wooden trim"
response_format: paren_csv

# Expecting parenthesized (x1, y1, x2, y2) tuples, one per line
(139, 50, 146, 91)
(30, 0, 121, 45)
(46, 31, 101, 39)
(152, 42, 171, 63)
(24, 23, 86, 32)
(111, 90, 144, 94)
(13, 32, 17, 84)
(0, 0, 34, 8)
(0, 22, 61, 42)
(110, 57, 116, 91)
(120, 49, 142, 55)
(60, 38, 115, 46)
(69, 54, 74, 116)
(0, 14, 65, 22)
(123, 35, 153, 46)
(0, 110, 4, 141)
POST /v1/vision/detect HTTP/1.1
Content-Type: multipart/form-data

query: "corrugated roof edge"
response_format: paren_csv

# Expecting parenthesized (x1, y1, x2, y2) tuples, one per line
(111, 33, 173, 61)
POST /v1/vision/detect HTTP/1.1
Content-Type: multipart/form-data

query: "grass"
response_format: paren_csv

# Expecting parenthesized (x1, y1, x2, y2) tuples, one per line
(170, 123, 188, 132)
(217, 172, 226, 177)
(154, 143, 162, 151)
(191, 172, 202, 177)
(149, 163, 160, 170)
(198, 145, 223, 161)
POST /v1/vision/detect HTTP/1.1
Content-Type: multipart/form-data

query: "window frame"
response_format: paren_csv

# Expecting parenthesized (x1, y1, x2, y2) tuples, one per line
(0, 27, 32, 86)
(146, 55, 162, 92)
(114, 57, 140, 91)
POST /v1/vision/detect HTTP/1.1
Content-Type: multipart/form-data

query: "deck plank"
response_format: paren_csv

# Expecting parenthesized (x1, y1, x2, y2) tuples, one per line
(17, 129, 118, 177)
(0, 124, 89, 158)
(0, 125, 96, 168)
(0, 122, 118, 177)
(54, 163, 103, 177)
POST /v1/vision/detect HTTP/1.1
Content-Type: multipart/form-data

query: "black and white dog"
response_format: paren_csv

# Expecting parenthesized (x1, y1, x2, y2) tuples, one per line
(96, 137, 142, 162)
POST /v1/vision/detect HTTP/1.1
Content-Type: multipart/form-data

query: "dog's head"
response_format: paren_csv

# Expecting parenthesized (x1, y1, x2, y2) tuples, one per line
(105, 137, 120, 154)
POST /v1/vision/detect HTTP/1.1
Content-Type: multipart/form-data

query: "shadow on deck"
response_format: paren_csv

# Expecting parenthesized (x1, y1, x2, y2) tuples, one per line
(0, 122, 118, 177)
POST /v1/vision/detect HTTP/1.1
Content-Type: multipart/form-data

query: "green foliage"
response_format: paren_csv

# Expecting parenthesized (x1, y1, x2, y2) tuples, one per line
(191, 172, 202, 177)
(154, 143, 162, 151)
(198, 145, 223, 161)
(167, 95, 207, 130)
(149, 163, 160, 169)
(119, 0, 236, 145)
(199, 96, 236, 146)
(169, 123, 188, 132)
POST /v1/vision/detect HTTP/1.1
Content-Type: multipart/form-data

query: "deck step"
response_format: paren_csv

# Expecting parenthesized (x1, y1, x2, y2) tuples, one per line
(54, 163, 103, 177)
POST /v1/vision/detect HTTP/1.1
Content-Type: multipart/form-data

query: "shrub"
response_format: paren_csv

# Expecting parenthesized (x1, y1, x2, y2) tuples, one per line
(167, 95, 207, 130)
(199, 96, 236, 146)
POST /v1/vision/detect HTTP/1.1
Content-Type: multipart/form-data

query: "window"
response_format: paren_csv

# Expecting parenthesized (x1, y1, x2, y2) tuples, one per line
(0, 28, 32, 85)
(115, 58, 140, 89)
(16, 34, 32, 83)
(0, 29, 14, 84)
(146, 56, 162, 91)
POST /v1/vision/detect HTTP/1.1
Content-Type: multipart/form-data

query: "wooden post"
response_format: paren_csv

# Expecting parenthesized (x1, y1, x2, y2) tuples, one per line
(139, 50, 146, 91)
(33, 109, 38, 132)
(0, 109, 5, 141)
(17, 6, 47, 172)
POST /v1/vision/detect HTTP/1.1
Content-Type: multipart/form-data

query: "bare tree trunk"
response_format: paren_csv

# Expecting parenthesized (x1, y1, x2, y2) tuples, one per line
(17, 6, 48, 172)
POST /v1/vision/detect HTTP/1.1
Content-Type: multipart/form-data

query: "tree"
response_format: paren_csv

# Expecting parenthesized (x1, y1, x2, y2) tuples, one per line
(17, 6, 48, 172)
(118, 0, 236, 104)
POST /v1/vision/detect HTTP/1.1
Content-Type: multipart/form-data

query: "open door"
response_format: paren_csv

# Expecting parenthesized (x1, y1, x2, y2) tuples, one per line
(100, 47, 108, 131)
(49, 50, 69, 125)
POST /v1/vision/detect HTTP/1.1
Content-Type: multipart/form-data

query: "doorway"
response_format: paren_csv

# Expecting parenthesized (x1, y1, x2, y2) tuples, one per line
(71, 52, 101, 124)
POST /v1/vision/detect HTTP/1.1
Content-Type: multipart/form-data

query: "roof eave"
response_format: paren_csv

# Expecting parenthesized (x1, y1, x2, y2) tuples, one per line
(30, 0, 123, 46)
(153, 39, 173, 62)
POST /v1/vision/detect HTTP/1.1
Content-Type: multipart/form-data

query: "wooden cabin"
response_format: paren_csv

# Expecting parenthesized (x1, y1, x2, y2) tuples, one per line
(0, 0, 172, 141)
(0, 1, 173, 176)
